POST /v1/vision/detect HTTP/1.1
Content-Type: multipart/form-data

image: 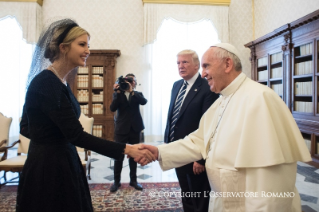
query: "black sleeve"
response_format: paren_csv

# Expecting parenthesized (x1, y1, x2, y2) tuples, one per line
(20, 105, 30, 139)
(196, 159, 206, 166)
(132, 92, 147, 105)
(40, 88, 126, 160)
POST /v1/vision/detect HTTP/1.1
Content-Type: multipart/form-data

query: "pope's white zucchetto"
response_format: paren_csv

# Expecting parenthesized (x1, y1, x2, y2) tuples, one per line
(211, 43, 240, 59)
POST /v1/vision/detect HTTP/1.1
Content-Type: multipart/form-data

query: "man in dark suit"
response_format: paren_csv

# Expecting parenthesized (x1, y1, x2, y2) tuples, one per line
(164, 50, 219, 212)
(109, 73, 147, 192)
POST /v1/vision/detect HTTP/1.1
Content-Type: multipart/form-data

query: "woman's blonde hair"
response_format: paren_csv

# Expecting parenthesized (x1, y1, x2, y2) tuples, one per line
(45, 26, 90, 63)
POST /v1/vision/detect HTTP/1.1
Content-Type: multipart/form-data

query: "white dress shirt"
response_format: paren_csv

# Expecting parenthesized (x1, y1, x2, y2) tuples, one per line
(174, 72, 199, 106)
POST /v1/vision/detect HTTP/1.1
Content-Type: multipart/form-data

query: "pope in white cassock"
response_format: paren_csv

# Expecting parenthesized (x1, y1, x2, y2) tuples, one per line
(139, 43, 312, 212)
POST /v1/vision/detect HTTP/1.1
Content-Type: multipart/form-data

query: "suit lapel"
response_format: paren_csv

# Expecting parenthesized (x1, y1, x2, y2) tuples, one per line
(168, 80, 184, 120)
(177, 74, 202, 121)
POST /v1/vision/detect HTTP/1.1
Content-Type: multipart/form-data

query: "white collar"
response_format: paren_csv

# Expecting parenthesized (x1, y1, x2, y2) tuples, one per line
(220, 72, 246, 97)
(185, 72, 199, 86)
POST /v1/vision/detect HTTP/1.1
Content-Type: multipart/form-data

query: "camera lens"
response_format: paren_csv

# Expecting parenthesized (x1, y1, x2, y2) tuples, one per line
(120, 82, 130, 91)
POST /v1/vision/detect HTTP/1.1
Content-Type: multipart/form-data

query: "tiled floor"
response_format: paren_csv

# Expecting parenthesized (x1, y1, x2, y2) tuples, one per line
(88, 140, 178, 184)
(1, 140, 319, 211)
(296, 162, 319, 211)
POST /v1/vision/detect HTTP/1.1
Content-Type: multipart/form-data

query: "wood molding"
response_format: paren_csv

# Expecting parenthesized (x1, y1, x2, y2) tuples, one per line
(0, 0, 43, 6)
(142, 0, 231, 6)
(245, 10, 319, 48)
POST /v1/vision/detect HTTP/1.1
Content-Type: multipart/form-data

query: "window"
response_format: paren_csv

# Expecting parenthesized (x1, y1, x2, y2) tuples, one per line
(147, 18, 220, 141)
(0, 17, 34, 143)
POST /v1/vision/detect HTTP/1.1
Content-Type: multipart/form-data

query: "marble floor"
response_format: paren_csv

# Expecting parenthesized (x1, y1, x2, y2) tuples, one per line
(88, 140, 178, 184)
(1, 140, 319, 211)
(296, 162, 319, 212)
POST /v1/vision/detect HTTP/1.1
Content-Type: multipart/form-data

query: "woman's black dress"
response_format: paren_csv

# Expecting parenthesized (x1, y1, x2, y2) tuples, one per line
(16, 70, 126, 212)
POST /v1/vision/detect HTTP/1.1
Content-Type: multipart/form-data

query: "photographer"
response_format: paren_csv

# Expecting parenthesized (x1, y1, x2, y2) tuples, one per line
(109, 73, 147, 192)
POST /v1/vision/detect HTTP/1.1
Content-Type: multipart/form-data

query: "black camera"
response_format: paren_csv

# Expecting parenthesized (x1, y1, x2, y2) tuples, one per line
(114, 75, 134, 91)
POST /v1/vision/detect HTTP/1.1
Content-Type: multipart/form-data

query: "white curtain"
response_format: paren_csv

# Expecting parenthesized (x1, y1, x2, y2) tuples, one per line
(142, 3, 229, 142)
(0, 17, 34, 143)
(0, 2, 41, 143)
(143, 3, 229, 45)
(0, 2, 42, 44)
(143, 19, 220, 142)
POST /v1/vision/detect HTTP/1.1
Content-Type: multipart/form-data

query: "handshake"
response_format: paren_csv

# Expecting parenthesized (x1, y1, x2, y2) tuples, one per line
(124, 144, 159, 166)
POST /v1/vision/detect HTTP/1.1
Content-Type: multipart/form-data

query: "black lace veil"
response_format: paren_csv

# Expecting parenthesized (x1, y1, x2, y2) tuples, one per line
(26, 19, 78, 89)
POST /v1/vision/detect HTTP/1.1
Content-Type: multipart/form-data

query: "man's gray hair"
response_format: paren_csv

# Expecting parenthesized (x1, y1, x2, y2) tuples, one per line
(212, 47, 242, 71)
(177, 50, 200, 70)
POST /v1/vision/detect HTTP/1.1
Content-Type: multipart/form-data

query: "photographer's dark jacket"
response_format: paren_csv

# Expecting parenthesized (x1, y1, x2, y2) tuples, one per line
(110, 91, 147, 135)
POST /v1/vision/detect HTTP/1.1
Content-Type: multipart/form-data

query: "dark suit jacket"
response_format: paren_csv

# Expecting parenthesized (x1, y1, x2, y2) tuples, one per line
(164, 74, 219, 166)
(110, 91, 147, 135)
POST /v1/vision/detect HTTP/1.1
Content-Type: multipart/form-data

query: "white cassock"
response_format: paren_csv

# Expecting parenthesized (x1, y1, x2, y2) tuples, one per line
(158, 72, 312, 212)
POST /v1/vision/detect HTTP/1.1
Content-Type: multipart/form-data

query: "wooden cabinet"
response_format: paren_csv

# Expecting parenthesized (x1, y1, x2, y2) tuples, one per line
(245, 10, 319, 164)
(70, 50, 120, 141)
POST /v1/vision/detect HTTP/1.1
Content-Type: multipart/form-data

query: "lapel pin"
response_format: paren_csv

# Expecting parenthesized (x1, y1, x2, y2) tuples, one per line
(194, 89, 197, 91)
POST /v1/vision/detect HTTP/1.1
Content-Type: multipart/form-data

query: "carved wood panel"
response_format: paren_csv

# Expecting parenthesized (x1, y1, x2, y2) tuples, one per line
(245, 10, 319, 162)
(72, 50, 121, 141)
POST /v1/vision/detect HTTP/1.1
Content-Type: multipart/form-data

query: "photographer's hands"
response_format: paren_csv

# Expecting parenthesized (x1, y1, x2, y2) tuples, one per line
(113, 83, 121, 93)
(113, 82, 133, 93)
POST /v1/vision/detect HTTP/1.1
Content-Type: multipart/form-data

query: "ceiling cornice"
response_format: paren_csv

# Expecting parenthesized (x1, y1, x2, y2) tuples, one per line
(142, 0, 231, 6)
(0, 0, 43, 6)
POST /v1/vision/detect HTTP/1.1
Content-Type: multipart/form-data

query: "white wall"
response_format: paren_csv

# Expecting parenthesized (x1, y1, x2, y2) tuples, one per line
(43, 0, 145, 80)
(42, 0, 256, 80)
(254, 0, 319, 38)
(228, 0, 319, 79)
(229, 0, 253, 77)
